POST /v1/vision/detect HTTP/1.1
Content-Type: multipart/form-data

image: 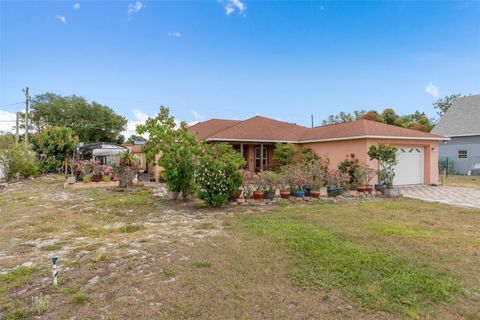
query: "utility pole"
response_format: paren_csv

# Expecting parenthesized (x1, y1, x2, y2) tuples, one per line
(15, 112, 19, 144)
(23, 86, 30, 147)
(311, 114, 314, 128)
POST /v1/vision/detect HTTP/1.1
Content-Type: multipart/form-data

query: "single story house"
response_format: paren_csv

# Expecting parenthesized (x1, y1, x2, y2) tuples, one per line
(432, 94, 480, 175)
(189, 116, 448, 186)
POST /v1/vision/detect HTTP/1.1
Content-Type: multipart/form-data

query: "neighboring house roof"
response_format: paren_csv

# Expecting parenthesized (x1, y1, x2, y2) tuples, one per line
(432, 94, 480, 137)
(188, 116, 446, 143)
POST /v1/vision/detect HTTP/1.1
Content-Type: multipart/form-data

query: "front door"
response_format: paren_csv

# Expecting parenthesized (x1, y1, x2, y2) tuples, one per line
(255, 146, 268, 171)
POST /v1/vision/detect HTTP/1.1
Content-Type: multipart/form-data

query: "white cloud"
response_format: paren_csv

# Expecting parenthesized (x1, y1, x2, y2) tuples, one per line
(73, 3, 80, 10)
(56, 15, 67, 24)
(425, 82, 439, 97)
(128, 1, 144, 15)
(168, 32, 181, 38)
(0, 111, 17, 134)
(222, 0, 246, 15)
(122, 108, 149, 139)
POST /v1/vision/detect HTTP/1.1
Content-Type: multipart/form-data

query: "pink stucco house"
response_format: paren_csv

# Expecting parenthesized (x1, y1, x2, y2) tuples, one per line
(189, 116, 448, 186)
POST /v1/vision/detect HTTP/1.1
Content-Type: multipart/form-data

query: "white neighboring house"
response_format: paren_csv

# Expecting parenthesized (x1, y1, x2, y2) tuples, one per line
(432, 94, 480, 175)
(78, 143, 128, 166)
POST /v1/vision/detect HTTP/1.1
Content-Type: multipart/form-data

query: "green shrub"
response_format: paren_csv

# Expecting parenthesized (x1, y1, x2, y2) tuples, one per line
(82, 175, 92, 183)
(102, 175, 111, 182)
(273, 143, 297, 166)
(0, 144, 39, 181)
(196, 143, 245, 207)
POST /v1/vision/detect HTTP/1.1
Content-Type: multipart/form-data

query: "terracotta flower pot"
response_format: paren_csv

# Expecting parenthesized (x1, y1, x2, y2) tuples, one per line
(253, 191, 264, 200)
(91, 174, 102, 183)
(356, 186, 367, 193)
(310, 191, 321, 198)
(167, 191, 180, 200)
(280, 191, 290, 199)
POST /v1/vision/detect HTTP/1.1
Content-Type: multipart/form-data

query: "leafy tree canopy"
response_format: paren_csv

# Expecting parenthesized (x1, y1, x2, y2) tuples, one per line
(137, 106, 201, 197)
(26, 93, 127, 143)
(433, 94, 462, 117)
(322, 108, 435, 132)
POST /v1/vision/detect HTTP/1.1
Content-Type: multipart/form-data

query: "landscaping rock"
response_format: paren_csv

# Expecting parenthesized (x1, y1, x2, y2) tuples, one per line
(21, 261, 34, 268)
(384, 188, 401, 198)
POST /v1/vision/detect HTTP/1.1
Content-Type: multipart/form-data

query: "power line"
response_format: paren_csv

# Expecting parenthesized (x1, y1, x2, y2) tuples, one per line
(0, 102, 23, 109)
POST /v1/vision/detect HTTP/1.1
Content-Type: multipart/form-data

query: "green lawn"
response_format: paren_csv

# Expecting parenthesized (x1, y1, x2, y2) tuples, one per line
(1, 176, 479, 319)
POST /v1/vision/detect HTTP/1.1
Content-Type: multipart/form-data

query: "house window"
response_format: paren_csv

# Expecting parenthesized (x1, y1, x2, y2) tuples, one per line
(255, 147, 268, 169)
(458, 150, 468, 159)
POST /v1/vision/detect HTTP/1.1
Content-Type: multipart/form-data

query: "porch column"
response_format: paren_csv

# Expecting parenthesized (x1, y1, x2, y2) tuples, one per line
(240, 143, 243, 155)
(260, 143, 264, 171)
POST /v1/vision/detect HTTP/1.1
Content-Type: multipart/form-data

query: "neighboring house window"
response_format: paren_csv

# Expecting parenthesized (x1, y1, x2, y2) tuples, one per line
(255, 147, 268, 168)
(458, 150, 468, 159)
(95, 156, 107, 165)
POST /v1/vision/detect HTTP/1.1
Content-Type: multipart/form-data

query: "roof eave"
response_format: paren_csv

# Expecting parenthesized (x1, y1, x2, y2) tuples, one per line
(206, 135, 450, 144)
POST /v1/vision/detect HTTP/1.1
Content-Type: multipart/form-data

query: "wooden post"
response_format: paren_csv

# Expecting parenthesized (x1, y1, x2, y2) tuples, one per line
(240, 143, 243, 155)
(260, 144, 264, 171)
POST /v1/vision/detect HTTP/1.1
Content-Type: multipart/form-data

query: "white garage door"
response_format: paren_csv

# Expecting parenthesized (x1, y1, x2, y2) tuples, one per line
(393, 147, 424, 185)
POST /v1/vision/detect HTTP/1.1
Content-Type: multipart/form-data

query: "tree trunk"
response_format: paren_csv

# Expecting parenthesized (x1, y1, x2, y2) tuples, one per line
(119, 166, 135, 188)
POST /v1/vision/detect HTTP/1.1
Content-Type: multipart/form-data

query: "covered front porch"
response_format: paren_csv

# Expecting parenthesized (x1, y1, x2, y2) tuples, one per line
(230, 143, 278, 172)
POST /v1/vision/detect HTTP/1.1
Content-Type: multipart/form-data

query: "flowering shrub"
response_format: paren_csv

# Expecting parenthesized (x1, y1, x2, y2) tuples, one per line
(74, 160, 115, 181)
(338, 153, 360, 188)
(327, 169, 349, 189)
(290, 164, 310, 191)
(241, 169, 255, 198)
(256, 170, 279, 192)
(196, 143, 245, 207)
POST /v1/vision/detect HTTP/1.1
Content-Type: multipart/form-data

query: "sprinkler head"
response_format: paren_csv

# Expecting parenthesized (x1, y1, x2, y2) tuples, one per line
(51, 256, 58, 264)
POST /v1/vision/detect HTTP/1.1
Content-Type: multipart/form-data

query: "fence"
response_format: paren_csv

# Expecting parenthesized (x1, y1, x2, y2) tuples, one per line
(439, 156, 480, 176)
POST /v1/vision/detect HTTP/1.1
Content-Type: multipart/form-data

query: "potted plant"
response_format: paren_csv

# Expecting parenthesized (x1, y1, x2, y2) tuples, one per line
(252, 173, 264, 200)
(309, 179, 323, 198)
(338, 153, 360, 190)
(90, 161, 103, 182)
(375, 169, 387, 192)
(368, 144, 398, 195)
(326, 170, 345, 197)
(279, 166, 293, 199)
(291, 165, 308, 198)
(355, 165, 376, 193)
(257, 170, 278, 200)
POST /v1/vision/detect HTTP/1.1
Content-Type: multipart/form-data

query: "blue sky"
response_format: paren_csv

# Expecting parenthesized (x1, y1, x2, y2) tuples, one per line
(1, 0, 479, 136)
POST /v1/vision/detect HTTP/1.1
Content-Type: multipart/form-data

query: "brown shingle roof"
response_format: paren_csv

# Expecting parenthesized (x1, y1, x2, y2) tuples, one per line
(209, 116, 307, 142)
(189, 116, 445, 142)
(188, 119, 241, 140)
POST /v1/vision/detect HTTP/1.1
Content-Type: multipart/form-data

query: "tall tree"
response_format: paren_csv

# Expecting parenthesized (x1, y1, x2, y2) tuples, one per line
(433, 94, 462, 117)
(27, 93, 127, 143)
(323, 108, 435, 132)
(31, 126, 80, 173)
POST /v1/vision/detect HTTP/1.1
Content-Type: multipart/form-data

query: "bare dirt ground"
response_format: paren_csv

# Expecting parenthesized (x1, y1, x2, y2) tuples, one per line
(1, 175, 479, 319)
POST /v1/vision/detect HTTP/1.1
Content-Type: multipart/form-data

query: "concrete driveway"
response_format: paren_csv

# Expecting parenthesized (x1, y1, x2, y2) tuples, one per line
(400, 185, 480, 209)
